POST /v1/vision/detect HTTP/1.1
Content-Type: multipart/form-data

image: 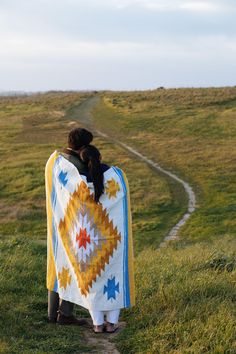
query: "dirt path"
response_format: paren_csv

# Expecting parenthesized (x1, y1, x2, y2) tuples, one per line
(66, 95, 197, 354)
(80, 320, 126, 354)
(67, 95, 196, 247)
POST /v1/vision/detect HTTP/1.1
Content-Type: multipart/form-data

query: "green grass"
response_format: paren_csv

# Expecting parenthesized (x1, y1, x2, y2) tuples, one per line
(0, 237, 93, 354)
(0, 92, 89, 238)
(0, 92, 181, 251)
(91, 88, 236, 352)
(0, 91, 179, 352)
(0, 92, 98, 353)
(92, 139, 183, 253)
(117, 236, 236, 353)
(0, 89, 236, 353)
(92, 87, 236, 243)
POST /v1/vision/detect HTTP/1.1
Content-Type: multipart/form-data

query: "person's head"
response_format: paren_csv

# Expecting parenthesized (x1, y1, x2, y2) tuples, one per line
(68, 128, 93, 151)
(79, 145, 104, 203)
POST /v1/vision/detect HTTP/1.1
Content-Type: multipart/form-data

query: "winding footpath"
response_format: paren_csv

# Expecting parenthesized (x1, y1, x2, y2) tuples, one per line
(95, 129, 196, 247)
(68, 95, 196, 247)
(67, 95, 197, 354)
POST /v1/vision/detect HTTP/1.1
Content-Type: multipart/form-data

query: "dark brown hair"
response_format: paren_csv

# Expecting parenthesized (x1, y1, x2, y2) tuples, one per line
(80, 145, 104, 203)
(68, 128, 93, 150)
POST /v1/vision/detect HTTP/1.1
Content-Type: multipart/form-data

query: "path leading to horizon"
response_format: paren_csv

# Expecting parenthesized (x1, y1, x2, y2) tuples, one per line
(66, 95, 196, 247)
(66, 94, 197, 353)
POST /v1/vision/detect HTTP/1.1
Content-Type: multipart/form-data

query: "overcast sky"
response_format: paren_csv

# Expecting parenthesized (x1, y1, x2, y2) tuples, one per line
(0, 0, 236, 91)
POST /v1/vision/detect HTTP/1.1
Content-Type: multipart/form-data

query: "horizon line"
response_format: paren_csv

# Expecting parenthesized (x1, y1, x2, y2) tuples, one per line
(1, 85, 236, 96)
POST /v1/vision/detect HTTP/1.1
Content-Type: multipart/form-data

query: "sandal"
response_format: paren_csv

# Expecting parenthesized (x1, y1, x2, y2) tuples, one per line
(106, 322, 119, 333)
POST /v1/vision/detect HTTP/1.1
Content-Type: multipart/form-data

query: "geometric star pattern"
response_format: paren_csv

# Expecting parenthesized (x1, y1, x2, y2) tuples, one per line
(76, 228, 91, 249)
(58, 266, 71, 290)
(104, 276, 119, 300)
(105, 178, 120, 199)
(58, 170, 68, 186)
(58, 181, 121, 297)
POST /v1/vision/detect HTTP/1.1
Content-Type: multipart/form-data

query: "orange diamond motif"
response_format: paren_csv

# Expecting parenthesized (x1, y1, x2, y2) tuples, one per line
(58, 181, 121, 296)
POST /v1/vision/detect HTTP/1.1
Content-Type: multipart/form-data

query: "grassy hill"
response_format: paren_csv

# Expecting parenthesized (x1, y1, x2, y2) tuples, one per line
(0, 88, 235, 353)
(92, 87, 236, 244)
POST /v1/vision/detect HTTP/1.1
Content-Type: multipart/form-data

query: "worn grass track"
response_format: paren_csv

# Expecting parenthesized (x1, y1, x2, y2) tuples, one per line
(65, 95, 189, 248)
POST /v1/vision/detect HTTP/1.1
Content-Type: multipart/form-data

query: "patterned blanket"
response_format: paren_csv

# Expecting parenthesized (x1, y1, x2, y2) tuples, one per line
(45, 151, 135, 311)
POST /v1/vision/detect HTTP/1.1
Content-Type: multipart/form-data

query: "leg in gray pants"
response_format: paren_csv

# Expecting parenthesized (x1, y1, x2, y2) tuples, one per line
(48, 290, 74, 319)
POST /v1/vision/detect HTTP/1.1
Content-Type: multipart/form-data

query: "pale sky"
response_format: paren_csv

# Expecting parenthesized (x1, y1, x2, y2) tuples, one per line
(0, 0, 236, 91)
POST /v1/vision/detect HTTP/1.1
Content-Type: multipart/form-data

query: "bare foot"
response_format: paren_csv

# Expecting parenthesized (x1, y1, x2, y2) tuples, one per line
(93, 324, 105, 333)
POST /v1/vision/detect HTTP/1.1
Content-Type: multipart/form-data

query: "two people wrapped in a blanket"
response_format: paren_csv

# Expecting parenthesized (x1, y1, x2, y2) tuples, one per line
(45, 127, 135, 333)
